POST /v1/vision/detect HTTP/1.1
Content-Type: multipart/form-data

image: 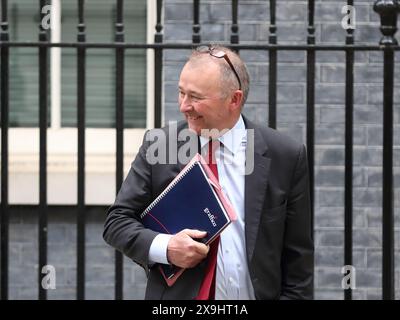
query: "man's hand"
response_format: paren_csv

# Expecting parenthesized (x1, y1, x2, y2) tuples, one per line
(167, 229, 209, 268)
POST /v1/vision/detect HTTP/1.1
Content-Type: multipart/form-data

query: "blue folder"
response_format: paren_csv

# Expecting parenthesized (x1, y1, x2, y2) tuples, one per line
(140, 154, 235, 285)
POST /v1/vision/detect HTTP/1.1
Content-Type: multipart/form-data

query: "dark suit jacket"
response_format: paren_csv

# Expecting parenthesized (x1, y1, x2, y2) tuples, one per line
(103, 115, 314, 300)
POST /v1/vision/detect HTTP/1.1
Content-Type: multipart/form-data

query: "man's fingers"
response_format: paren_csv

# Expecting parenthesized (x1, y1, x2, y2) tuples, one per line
(167, 230, 210, 268)
(196, 243, 210, 256)
(181, 229, 210, 255)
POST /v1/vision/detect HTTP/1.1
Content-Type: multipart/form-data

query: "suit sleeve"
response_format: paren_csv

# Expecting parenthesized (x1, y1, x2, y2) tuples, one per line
(280, 144, 314, 299)
(103, 131, 160, 273)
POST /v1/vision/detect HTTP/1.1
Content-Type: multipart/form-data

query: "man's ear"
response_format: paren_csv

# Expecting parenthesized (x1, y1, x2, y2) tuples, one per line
(229, 90, 243, 111)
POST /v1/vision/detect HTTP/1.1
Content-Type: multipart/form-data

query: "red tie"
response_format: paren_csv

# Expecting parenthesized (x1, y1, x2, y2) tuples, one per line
(196, 140, 220, 300)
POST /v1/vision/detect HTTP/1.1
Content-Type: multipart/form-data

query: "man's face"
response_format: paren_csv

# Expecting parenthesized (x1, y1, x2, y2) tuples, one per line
(178, 61, 234, 136)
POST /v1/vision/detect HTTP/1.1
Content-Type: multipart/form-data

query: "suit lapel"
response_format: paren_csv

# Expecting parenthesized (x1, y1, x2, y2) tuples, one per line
(244, 118, 271, 263)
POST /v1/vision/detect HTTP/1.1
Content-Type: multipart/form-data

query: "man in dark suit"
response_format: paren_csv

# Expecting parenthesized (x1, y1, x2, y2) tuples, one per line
(103, 45, 314, 300)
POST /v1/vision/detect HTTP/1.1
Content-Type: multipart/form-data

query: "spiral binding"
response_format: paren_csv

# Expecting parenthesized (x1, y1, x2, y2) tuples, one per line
(140, 161, 199, 219)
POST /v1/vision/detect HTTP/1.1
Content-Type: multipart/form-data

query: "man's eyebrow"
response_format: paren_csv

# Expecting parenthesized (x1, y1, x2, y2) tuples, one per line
(178, 87, 203, 96)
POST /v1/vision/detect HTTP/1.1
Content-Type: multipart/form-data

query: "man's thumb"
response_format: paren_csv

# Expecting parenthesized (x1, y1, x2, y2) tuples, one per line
(184, 229, 207, 239)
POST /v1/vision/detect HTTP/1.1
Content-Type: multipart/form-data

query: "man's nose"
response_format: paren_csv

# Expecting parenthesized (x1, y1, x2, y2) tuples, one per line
(179, 95, 193, 112)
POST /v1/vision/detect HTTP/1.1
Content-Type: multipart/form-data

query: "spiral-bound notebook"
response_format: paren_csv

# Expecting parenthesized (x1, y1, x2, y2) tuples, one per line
(140, 153, 237, 286)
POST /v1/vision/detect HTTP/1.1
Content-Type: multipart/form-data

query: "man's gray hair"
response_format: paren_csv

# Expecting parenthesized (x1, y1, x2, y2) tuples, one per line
(187, 45, 250, 108)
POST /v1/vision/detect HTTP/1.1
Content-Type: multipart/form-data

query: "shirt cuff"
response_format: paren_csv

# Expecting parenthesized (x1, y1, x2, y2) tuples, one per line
(148, 233, 173, 265)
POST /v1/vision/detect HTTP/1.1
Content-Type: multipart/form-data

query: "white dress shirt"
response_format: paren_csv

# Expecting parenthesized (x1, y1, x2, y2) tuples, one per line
(149, 115, 255, 300)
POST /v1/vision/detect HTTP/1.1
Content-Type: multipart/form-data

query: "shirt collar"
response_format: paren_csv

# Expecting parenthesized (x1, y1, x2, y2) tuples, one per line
(199, 115, 246, 155)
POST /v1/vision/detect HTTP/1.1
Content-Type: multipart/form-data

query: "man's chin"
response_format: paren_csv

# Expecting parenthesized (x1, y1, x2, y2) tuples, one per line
(185, 118, 203, 134)
(187, 123, 202, 135)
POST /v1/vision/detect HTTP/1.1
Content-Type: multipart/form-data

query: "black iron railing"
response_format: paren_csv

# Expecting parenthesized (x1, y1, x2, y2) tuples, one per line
(1, 0, 399, 300)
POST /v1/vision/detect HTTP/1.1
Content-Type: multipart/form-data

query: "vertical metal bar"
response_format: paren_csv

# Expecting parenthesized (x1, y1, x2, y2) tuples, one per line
(268, 0, 277, 129)
(344, 0, 354, 301)
(382, 47, 395, 300)
(154, 0, 163, 128)
(114, 0, 124, 301)
(77, 0, 86, 300)
(0, 0, 9, 301)
(231, 0, 238, 45)
(192, 0, 200, 44)
(38, 0, 49, 301)
(373, 0, 398, 300)
(306, 0, 315, 245)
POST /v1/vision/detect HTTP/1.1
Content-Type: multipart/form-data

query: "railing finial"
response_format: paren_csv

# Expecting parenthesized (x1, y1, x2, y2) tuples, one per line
(373, 0, 400, 45)
(155, 0, 163, 43)
(0, 0, 9, 41)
